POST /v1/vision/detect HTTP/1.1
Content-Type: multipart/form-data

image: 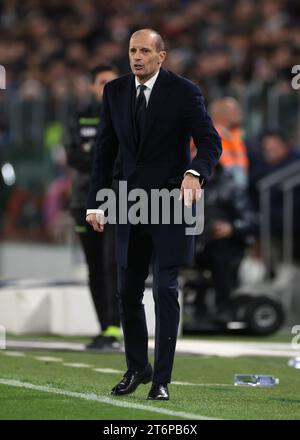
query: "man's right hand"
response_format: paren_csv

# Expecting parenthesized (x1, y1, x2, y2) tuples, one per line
(86, 213, 105, 233)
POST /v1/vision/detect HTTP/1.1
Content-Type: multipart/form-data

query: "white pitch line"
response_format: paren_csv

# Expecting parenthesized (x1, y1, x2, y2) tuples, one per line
(93, 368, 123, 374)
(63, 363, 92, 368)
(173, 381, 233, 387)
(34, 356, 63, 363)
(2, 351, 26, 357)
(0, 379, 219, 420)
(6, 339, 298, 358)
(1, 350, 231, 387)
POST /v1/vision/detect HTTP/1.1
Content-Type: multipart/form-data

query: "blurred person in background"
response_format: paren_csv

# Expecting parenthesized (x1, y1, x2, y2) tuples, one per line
(192, 164, 257, 323)
(249, 130, 300, 264)
(64, 64, 121, 350)
(3, 178, 46, 241)
(210, 97, 249, 190)
(43, 145, 72, 242)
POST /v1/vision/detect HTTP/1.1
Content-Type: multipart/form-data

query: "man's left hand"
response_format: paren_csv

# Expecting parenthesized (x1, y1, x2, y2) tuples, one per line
(180, 173, 202, 207)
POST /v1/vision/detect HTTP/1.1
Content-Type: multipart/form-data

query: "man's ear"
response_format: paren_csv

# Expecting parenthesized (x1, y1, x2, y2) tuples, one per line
(159, 51, 166, 64)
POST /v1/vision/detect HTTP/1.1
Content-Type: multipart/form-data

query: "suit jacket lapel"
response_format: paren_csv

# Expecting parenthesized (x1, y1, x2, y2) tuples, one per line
(119, 74, 137, 148)
(138, 68, 172, 156)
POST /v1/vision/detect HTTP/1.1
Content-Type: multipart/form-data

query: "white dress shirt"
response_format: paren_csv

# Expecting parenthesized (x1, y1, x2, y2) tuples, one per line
(135, 69, 159, 105)
(87, 69, 200, 217)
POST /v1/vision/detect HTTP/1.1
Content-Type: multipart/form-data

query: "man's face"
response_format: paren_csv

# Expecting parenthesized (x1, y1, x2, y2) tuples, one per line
(227, 101, 243, 128)
(129, 32, 166, 82)
(90, 70, 117, 101)
(262, 135, 289, 164)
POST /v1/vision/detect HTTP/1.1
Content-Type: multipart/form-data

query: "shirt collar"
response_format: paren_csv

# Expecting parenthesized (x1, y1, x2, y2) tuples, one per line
(135, 69, 160, 91)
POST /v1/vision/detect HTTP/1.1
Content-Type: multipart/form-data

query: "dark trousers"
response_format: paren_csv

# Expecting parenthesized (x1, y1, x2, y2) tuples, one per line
(196, 239, 244, 311)
(72, 208, 119, 332)
(117, 224, 180, 385)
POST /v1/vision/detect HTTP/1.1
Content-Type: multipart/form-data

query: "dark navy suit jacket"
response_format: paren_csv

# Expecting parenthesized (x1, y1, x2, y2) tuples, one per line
(87, 68, 222, 267)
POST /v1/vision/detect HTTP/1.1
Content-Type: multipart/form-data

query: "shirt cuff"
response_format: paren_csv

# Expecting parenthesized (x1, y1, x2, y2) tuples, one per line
(86, 209, 104, 217)
(185, 169, 200, 177)
(184, 169, 205, 187)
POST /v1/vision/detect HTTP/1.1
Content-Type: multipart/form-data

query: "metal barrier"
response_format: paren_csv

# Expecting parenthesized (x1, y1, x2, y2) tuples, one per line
(282, 174, 300, 264)
(257, 160, 300, 275)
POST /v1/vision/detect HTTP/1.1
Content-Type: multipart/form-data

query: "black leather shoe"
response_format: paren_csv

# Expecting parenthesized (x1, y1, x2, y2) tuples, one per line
(86, 335, 120, 351)
(147, 383, 169, 400)
(111, 364, 153, 396)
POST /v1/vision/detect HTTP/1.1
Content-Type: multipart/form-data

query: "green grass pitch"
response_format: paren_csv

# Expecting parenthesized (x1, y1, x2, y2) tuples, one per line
(0, 346, 299, 420)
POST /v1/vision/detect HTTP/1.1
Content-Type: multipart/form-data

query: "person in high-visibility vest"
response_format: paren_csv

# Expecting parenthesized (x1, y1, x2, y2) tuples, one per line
(210, 97, 249, 189)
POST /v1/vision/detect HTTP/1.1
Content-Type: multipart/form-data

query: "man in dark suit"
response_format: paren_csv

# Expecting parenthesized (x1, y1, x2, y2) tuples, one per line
(86, 29, 222, 400)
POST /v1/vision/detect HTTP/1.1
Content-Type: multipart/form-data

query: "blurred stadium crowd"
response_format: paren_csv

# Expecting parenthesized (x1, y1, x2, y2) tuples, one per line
(0, 0, 299, 99)
(0, 0, 299, 254)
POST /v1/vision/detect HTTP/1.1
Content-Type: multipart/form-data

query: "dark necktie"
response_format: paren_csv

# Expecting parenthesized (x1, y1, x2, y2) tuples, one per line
(135, 84, 147, 144)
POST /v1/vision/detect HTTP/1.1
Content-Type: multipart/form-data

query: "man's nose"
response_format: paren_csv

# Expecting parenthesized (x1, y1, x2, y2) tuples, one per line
(133, 51, 142, 61)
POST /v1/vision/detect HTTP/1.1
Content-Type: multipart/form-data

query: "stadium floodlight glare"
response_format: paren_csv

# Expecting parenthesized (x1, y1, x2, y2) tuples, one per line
(1, 163, 16, 186)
